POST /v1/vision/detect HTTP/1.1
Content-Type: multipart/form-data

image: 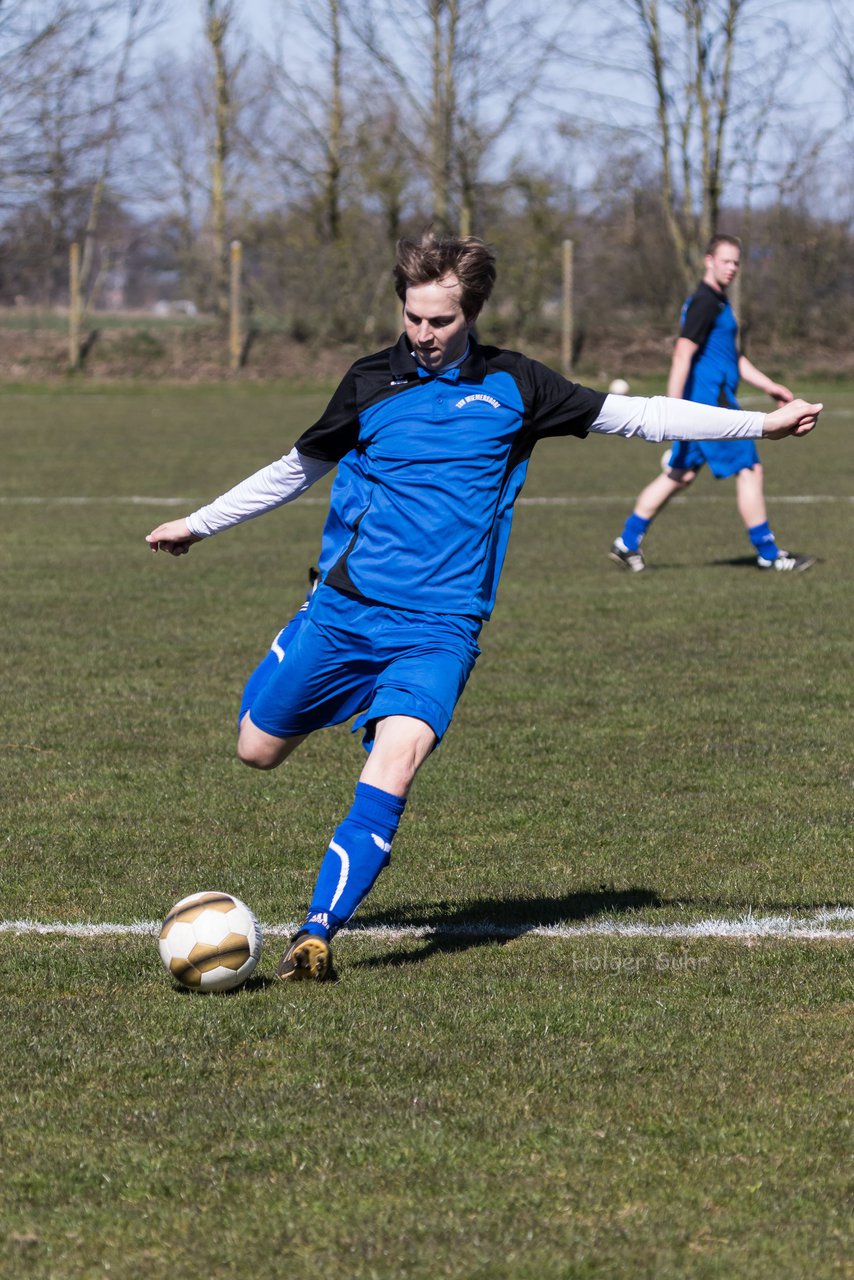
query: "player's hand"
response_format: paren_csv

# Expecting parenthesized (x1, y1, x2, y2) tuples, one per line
(146, 518, 201, 555)
(762, 399, 822, 439)
(767, 382, 793, 406)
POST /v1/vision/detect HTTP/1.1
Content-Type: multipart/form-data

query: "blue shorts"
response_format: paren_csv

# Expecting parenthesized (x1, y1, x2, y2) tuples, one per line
(666, 438, 760, 479)
(243, 585, 482, 747)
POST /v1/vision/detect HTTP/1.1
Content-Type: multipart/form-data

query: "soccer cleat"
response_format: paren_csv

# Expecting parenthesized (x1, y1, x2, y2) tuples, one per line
(756, 552, 816, 572)
(609, 539, 646, 572)
(275, 931, 333, 982)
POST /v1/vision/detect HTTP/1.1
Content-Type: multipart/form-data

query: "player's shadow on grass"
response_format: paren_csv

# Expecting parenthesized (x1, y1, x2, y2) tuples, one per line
(709, 553, 824, 570)
(628, 556, 761, 571)
(350, 886, 665, 970)
(711, 554, 769, 569)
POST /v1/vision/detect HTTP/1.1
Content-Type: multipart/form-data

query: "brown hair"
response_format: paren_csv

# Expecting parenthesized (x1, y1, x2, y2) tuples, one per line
(705, 233, 742, 255)
(394, 229, 497, 320)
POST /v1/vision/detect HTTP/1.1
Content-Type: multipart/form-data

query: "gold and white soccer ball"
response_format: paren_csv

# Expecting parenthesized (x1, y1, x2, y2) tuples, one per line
(158, 891, 262, 991)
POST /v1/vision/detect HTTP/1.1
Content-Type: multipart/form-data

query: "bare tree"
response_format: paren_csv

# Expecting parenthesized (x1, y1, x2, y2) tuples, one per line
(206, 0, 237, 317)
(608, 0, 803, 289)
(139, 53, 211, 303)
(263, 0, 348, 244)
(355, 98, 418, 250)
(139, 4, 269, 314)
(0, 0, 164, 307)
(0, 2, 79, 208)
(325, 0, 345, 242)
(830, 0, 854, 106)
(629, 0, 742, 286)
(78, 0, 167, 308)
(347, 0, 561, 235)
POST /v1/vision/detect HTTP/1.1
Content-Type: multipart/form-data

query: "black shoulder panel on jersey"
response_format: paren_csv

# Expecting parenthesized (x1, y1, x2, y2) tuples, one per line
(295, 338, 605, 466)
(680, 282, 725, 347)
(477, 347, 607, 481)
(295, 336, 425, 462)
(294, 363, 362, 462)
(484, 348, 606, 439)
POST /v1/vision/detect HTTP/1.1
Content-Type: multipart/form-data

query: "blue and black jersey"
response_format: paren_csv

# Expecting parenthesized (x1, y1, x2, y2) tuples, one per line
(680, 281, 740, 409)
(295, 336, 605, 620)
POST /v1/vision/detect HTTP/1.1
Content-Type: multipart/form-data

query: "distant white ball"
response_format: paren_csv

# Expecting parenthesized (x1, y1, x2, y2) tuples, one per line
(158, 891, 262, 991)
(608, 378, 630, 395)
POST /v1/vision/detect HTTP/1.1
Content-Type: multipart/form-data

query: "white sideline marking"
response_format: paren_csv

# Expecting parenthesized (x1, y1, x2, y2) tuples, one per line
(2, 907, 853, 943)
(0, 494, 851, 508)
(0, 495, 200, 506)
(518, 494, 853, 506)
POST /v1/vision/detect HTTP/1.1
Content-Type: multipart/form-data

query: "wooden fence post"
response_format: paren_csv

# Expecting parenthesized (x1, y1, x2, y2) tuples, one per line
(69, 243, 81, 370)
(562, 238, 574, 378)
(229, 239, 242, 373)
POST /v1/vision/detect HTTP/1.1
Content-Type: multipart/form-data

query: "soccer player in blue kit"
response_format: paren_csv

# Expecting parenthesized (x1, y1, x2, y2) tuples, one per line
(147, 230, 822, 981)
(611, 234, 816, 573)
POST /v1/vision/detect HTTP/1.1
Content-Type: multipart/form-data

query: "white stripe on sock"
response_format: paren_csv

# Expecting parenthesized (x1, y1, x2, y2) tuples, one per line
(327, 839, 350, 916)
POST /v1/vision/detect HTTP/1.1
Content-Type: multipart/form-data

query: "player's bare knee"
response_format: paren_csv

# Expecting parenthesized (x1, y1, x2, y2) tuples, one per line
(238, 727, 304, 770)
(237, 740, 277, 770)
(236, 731, 282, 770)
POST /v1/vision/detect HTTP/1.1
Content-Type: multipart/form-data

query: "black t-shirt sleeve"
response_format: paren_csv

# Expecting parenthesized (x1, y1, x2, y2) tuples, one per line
(523, 358, 607, 440)
(680, 289, 721, 347)
(294, 366, 360, 462)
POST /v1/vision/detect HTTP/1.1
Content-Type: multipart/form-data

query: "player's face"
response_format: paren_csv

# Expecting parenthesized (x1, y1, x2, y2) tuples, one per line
(404, 276, 472, 371)
(705, 244, 741, 290)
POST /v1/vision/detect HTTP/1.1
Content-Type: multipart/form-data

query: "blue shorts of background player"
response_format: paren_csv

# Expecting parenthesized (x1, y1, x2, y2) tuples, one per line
(665, 437, 760, 479)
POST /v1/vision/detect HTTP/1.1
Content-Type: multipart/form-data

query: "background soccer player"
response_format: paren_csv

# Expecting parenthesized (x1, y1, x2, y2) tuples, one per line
(146, 231, 821, 981)
(610, 234, 816, 573)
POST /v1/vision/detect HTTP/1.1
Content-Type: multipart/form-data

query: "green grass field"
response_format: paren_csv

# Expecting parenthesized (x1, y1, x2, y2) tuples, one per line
(1, 378, 851, 1279)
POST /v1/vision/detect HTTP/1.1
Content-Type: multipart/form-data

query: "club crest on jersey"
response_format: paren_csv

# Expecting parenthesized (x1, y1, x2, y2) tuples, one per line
(455, 392, 501, 410)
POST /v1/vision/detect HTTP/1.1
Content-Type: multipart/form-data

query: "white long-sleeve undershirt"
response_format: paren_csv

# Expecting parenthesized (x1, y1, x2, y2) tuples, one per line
(590, 394, 764, 442)
(186, 449, 334, 537)
(185, 395, 766, 538)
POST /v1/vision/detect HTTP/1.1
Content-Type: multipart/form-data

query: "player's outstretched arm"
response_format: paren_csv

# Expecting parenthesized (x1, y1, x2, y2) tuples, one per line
(144, 448, 337, 558)
(762, 399, 823, 439)
(146, 518, 202, 556)
(666, 337, 697, 399)
(738, 354, 793, 405)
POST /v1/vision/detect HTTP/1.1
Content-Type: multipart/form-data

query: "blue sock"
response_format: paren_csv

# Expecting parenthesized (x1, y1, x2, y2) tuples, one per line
(302, 782, 407, 939)
(748, 521, 780, 562)
(620, 512, 651, 552)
